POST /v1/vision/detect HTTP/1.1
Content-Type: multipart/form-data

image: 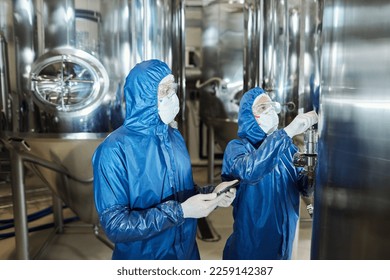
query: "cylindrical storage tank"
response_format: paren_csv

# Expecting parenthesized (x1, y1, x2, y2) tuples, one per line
(23, 0, 182, 133)
(311, 0, 390, 259)
(199, 0, 244, 151)
(297, 0, 322, 114)
(0, 0, 184, 225)
(244, 0, 320, 127)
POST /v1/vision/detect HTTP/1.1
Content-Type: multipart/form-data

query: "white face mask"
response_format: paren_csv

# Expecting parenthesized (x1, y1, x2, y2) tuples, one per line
(158, 93, 180, 124)
(254, 107, 279, 134)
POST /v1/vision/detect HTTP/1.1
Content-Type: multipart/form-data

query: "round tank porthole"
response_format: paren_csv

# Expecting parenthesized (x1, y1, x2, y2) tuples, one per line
(29, 47, 109, 117)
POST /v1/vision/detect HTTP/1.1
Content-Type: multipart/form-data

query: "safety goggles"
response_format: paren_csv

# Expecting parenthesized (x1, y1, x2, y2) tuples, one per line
(158, 81, 178, 99)
(252, 101, 281, 115)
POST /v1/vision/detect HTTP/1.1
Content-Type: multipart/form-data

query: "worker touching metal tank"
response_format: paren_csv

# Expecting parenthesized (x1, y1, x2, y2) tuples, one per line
(92, 59, 237, 260)
(221, 87, 318, 260)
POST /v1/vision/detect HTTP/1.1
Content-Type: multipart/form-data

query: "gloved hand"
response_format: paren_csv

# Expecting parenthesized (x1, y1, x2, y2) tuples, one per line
(284, 110, 318, 138)
(181, 193, 220, 219)
(217, 188, 236, 207)
(213, 180, 238, 207)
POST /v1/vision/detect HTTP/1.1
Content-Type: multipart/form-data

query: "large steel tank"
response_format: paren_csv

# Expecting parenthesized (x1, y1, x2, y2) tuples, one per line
(311, 0, 390, 259)
(244, 0, 322, 125)
(0, 0, 184, 259)
(198, 0, 244, 181)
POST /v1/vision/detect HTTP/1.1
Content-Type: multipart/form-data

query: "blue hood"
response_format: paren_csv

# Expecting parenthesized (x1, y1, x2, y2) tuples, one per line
(237, 87, 267, 145)
(123, 59, 171, 129)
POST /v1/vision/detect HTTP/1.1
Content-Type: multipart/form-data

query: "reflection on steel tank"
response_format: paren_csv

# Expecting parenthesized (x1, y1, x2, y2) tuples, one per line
(0, 0, 184, 259)
(197, 0, 244, 182)
(244, 0, 322, 127)
(311, 0, 390, 259)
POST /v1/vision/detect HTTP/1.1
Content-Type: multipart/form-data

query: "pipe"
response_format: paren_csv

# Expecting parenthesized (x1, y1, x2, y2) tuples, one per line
(195, 77, 226, 89)
(20, 152, 93, 183)
(292, 126, 318, 218)
(0, 34, 11, 130)
(207, 123, 215, 184)
(10, 147, 29, 259)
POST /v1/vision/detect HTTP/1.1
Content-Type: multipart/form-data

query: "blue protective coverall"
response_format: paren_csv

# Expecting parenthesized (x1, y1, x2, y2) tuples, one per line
(221, 87, 311, 260)
(92, 60, 200, 260)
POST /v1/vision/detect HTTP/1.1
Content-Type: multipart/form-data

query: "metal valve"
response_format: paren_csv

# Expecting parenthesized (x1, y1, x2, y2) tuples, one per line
(293, 126, 318, 218)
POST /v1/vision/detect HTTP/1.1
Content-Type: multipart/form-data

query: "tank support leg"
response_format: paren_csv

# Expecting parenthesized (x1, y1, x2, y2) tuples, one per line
(10, 149, 30, 259)
(207, 124, 215, 184)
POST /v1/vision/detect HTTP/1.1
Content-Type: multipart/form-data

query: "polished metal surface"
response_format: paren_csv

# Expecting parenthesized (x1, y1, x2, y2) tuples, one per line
(0, 34, 11, 130)
(13, 0, 36, 131)
(30, 47, 109, 117)
(311, 0, 390, 259)
(298, 0, 322, 114)
(244, 0, 321, 127)
(2, 0, 183, 134)
(198, 0, 244, 154)
(43, 0, 76, 49)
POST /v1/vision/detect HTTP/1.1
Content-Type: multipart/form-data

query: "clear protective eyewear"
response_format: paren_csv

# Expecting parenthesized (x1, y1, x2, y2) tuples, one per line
(158, 81, 178, 100)
(252, 101, 281, 115)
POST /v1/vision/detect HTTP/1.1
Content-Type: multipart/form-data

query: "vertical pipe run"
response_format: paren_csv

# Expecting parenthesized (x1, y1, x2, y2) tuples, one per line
(10, 149, 30, 260)
(207, 125, 215, 184)
(0, 34, 11, 129)
(52, 193, 64, 233)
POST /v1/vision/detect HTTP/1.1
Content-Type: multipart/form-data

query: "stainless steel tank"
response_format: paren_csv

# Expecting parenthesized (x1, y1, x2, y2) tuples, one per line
(244, 0, 322, 192)
(311, 0, 390, 259)
(244, 0, 321, 126)
(199, 0, 244, 143)
(0, 0, 184, 259)
(198, 0, 244, 181)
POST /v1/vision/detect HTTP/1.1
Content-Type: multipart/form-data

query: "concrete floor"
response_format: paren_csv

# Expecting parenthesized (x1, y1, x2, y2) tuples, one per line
(0, 165, 313, 260)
